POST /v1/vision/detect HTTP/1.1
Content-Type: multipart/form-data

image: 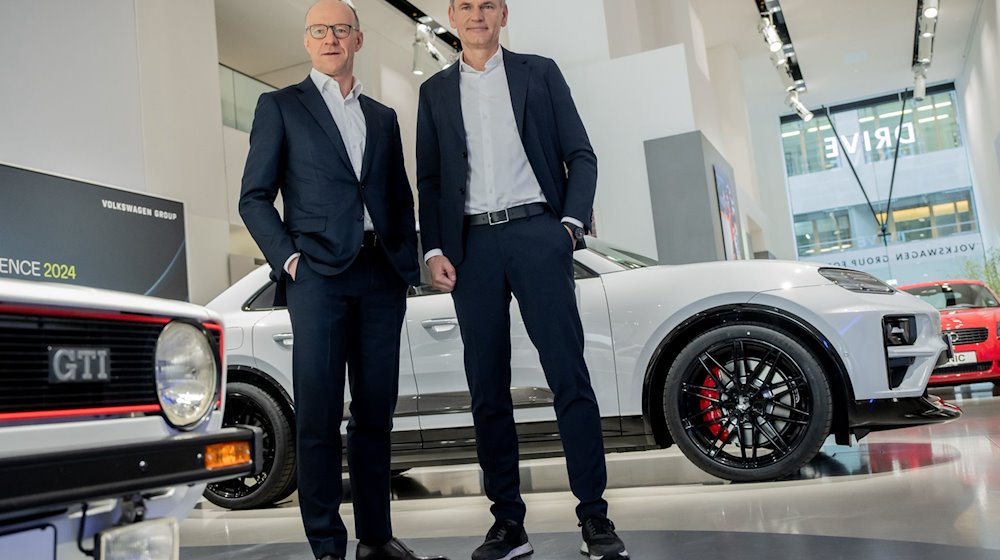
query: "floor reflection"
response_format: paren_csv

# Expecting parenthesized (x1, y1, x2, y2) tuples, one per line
(324, 387, 1000, 502)
(182, 389, 1000, 554)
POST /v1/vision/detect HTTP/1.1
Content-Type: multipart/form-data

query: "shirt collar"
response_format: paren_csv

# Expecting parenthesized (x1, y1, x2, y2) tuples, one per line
(459, 46, 503, 74)
(310, 68, 363, 101)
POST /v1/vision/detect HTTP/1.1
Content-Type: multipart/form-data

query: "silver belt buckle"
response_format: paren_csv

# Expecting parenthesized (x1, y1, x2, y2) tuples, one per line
(487, 208, 510, 226)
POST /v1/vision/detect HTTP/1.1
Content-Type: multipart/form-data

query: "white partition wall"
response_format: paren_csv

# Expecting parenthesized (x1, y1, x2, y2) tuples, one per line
(505, 0, 762, 261)
(0, 0, 230, 304)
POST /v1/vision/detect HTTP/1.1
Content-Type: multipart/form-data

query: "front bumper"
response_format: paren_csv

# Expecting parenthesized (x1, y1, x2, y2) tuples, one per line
(0, 426, 262, 516)
(848, 394, 962, 432)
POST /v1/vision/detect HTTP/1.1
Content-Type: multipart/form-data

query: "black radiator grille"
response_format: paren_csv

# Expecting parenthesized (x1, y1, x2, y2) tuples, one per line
(0, 313, 164, 415)
(933, 361, 994, 375)
(946, 328, 989, 346)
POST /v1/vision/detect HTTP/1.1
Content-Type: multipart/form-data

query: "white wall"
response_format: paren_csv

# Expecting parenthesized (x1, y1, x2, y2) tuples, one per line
(707, 44, 766, 258)
(0, 0, 146, 190)
(1, 0, 238, 304)
(569, 47, 698, 257)
(957, 0, 1000, 252)
(740, 50, 800, 260)
(505, 0, 765, 260)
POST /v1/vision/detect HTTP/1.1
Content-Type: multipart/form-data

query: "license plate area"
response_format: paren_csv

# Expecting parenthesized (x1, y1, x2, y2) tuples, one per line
(99, 517, 179, 560)
(0, 526, 56, 559)
(48, 346, 111, 383)
(941, 350, 977, 368)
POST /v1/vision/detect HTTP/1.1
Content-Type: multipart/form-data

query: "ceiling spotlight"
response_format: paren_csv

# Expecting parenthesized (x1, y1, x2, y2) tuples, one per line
(913, 67, 927, 101)
(923, 0, 939, 19)
(770, 50, 787, 67)
(786, 90, 813, 122)
(919, 17, 936, 38)
(916, 34, 933, 64)
(412, 22, 458, 77)
(758, 17, 783, 53)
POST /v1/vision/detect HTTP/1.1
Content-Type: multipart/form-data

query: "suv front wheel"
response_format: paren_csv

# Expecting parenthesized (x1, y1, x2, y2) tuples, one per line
(204, 381, 297, 509)
(663, 324, 833, 482)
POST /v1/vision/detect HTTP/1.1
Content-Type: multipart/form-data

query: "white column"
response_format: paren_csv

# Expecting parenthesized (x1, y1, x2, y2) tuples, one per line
(505, 0, 707, 258)
(135, 0, 230, 304)
(957, 0, 1000, 251)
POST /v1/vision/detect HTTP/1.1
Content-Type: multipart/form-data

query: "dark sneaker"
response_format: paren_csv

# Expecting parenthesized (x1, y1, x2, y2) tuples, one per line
(471, 519, 533, 560)
(579, 517, 629, 560)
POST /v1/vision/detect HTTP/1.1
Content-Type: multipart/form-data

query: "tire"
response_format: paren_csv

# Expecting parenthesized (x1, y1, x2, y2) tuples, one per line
(204, 381, 297, 509)
(663, 324, 832, 482)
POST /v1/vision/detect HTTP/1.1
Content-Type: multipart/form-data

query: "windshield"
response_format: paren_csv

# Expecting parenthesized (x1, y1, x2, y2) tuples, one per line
(585, 237, 659, 270)
(901, 282, 1000, 310)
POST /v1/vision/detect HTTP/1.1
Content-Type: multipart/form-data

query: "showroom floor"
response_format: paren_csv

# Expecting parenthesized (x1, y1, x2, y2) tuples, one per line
(180, 384, 1000, 560)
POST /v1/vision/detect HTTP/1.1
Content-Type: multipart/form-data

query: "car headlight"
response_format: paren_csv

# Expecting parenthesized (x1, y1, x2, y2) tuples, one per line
(818, 268, 895, 294)
(155, 322, 218, 429)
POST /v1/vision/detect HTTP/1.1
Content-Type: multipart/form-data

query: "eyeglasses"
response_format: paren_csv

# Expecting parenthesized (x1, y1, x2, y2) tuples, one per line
(306, 23, 357, 40)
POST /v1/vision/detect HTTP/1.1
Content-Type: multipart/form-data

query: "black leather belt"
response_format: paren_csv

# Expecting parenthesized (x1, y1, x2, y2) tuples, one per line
(465, 203, 548, 227)
(361, 230, 378, 248)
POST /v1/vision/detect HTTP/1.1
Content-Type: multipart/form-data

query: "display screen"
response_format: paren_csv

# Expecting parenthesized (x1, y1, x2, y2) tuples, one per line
(713, 164, 745, 260)
(0, 163, 188, 301)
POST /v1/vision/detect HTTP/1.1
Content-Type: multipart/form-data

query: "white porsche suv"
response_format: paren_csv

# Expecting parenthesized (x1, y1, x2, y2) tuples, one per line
(205, 237, 959, 510)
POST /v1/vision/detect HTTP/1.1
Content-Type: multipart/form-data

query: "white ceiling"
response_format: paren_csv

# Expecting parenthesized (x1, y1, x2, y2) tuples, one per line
(694, 0, 982, 108)
(216, 0, 985, 106)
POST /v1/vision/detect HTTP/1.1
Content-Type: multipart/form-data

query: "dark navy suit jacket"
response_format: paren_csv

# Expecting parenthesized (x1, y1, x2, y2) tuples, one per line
(239, 76, 419, 292)
(416, 49, 597, 265)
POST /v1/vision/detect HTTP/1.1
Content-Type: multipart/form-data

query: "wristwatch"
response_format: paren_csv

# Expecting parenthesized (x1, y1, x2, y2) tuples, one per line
(564, 222, 585, 244)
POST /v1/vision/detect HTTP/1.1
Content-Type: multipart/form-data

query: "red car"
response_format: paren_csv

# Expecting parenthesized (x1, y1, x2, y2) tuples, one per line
(899, 279, 1000, 386)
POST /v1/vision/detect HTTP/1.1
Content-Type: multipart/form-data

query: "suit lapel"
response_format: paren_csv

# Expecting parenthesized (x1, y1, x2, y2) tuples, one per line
(358, 96, 380, 182)
(441, 63, 468, 146)
(295, 77, 353, 172)
(503, 49, 529, 139)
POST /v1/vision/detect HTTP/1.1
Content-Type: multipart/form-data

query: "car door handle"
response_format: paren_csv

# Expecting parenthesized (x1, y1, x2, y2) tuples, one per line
(273, 333, 294, 348)
(421, 318, 458, 333)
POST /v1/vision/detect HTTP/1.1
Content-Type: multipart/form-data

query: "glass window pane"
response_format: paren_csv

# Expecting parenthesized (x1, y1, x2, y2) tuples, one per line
(782, 86, 984, 285)
(234, 72, 273, 133)
(219, 66, 237, 129)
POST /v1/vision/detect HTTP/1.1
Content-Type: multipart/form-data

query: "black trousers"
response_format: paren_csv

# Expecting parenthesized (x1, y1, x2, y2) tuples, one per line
(451, 212, 609, 523)
(285, 245, 407, 559)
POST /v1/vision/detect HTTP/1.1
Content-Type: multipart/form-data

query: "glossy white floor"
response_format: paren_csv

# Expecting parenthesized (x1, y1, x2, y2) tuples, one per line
(180, 384, 1000, 559)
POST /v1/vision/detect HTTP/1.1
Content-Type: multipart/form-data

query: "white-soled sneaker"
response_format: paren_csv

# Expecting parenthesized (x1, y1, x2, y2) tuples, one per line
(579, 517, 629, 560)
(471, 519, 533, 560)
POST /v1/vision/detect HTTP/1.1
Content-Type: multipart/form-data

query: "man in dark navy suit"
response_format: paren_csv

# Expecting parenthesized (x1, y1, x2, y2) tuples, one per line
(239, 2, 446, 560)
(416, 1, 629, 559)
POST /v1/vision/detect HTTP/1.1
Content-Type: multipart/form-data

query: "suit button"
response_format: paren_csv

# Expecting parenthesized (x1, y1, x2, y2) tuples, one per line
(459, 188, 466, 195)
(461, 151, 468, 159)
(360, 183, 366, 189)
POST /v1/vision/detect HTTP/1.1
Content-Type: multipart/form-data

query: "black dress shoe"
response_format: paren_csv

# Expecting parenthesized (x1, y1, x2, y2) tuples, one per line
(356, 537, 449, 560)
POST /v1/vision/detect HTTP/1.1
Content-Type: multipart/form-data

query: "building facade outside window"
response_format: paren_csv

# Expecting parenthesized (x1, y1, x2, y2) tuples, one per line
(781, 84, 984, 285)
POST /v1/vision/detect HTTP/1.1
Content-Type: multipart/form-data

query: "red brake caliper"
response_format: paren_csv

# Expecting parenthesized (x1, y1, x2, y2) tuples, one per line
(700, 369, 729, 439)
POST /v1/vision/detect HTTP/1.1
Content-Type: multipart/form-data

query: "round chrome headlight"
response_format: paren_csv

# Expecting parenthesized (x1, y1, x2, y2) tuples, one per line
(155, 322, 218, 429)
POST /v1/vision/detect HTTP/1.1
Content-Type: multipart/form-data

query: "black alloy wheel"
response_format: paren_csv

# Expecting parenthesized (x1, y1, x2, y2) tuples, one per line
(663, 324, 833, 482)
(204, 381, 297, 509)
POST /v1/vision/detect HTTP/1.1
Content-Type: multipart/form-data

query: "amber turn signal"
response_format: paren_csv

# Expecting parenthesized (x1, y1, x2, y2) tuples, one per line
(204, 441, 251, 470)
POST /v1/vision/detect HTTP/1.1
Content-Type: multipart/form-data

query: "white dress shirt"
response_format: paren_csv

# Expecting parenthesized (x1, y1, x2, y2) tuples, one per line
(460, 47, 546, 215)
(285, 69, 372, 274)
(423, 48, 580, 263)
